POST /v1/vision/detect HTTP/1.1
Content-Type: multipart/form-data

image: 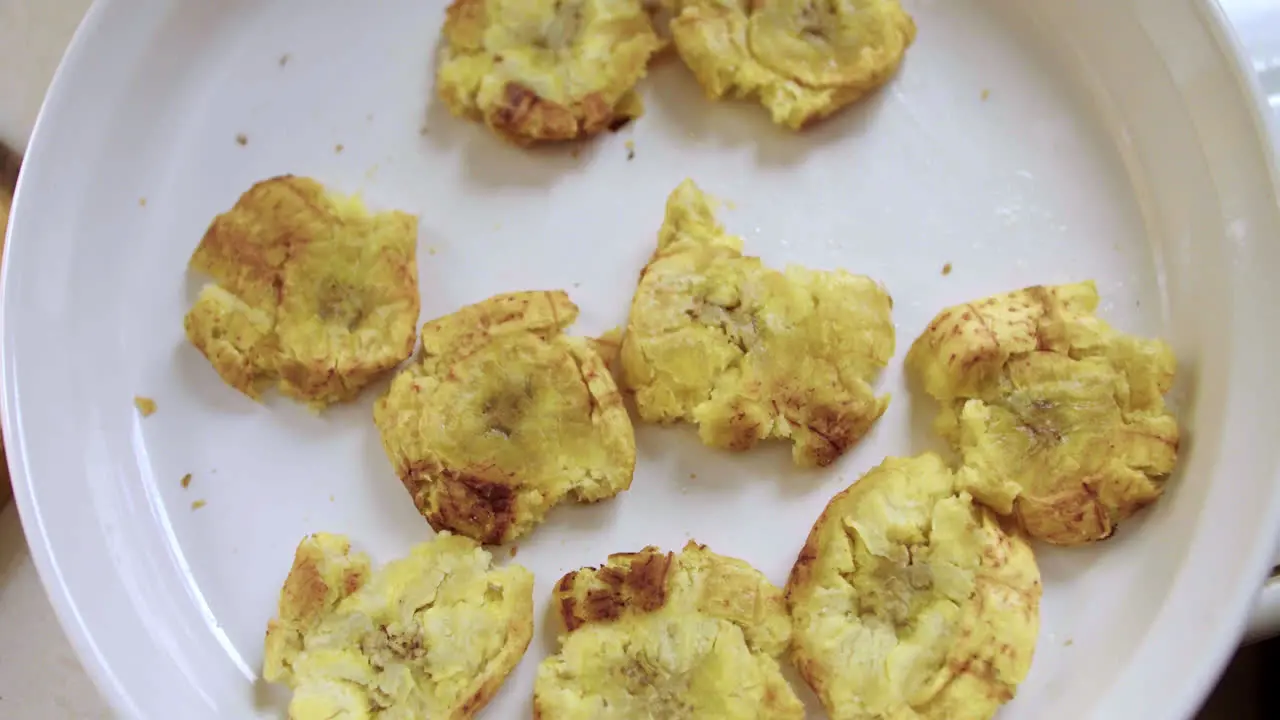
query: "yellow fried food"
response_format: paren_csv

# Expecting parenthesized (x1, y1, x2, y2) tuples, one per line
(184, 176, 419, 408)
(787, 454, 1041, 720)
(535, 542, 804, 719)
(375, 291, 636, 544)
(620, 180, 894, 467)
(671, 0, 915, 129)
(905, 282, 1180, 545)
(437, 0, 662, 144)
(263, 532, 534, 720)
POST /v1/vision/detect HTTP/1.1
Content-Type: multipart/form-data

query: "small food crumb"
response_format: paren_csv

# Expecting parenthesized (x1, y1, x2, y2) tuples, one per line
(134, 396, 157, 416)
(180, 473, 192, 490)
(279, 53, 290, 67)
(138, 197, 147, 207)
(428, 247, 437, 256)
(191, 499, 207, 511)
(942, 262, 953, 276)
(235, 133, 248, 146)
(329, 494, 335, 502)
(509, 546, 519, 558)
(570, 147, 582, 159)
(1064, 638, 1074, 647)
(689, 473, 697, 480)
(981, 89, 991, 101)
(625, 140, 635, 161)
(334, 143, 344, 154)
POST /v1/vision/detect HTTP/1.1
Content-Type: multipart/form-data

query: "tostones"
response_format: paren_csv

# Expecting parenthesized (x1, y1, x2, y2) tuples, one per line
(535, 541, 804, 719)
(787, 454, 1042, 720)
(905, 281, 1180, 545)
(437, 0, 663, 144)
(374, 291, 636, 544)
(184, 175, 419, 408)
(671, 0, 916, 129)
(263, 531, 534, 719)
(620, 179, 894, 467)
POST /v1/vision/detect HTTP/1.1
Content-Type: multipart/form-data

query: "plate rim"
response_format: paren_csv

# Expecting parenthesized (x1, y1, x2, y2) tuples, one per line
(2, 1, 149, 715)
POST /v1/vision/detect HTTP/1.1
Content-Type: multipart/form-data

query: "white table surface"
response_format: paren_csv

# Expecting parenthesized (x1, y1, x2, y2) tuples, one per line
(0, 0, 1277, 717)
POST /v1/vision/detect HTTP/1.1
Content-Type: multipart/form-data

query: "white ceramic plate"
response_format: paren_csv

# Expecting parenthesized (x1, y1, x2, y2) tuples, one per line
(5, 1, 1280, 718)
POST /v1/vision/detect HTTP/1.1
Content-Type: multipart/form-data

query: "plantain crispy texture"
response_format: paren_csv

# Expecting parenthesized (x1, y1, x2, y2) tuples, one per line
(437, 0, 662, 144)
(374, 291, 636, 545)
(620, 179, 894, 467)
(263, 532, 535, 720)
(786, 454, 1042, 720)
(184, 175, 419, 408)
(535, 542, 805, 719)
(671, 0, 915, 129)
(905, 282, 1180, 545)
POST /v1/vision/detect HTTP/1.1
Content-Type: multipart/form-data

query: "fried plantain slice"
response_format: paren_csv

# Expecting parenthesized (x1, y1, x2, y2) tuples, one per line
(620, 179, 894, 467)
(535, 541, 804, 719)
(263, 532, 534, 720)
(905, 282, 1180, 545)
(437, 0, 663, 144)
(671, 0, 915, 129)
(183, 175, 419, 408)
(786, 454, 1042, 720)
(374, 291, 636, 544)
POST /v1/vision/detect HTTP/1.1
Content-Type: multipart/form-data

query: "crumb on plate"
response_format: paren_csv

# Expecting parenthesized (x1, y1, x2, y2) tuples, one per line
(134, 396, 157, 416)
